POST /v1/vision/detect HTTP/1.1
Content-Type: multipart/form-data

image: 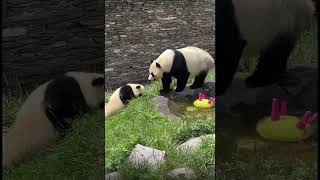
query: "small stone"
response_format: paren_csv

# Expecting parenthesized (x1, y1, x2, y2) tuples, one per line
(113, 49, 121, 53)
(106, 41, 112, 46)
(105, 68, 114, 72)
(177, 134, 215, 151)
(50, 41, 67, 47)
(152, 96, 180, 120)
(128, 144, 165, 169)
(168, 167, 195, 179)
(105, 172, 121, 180)
(3, 28, 27, 37)
(3, 126, 9, 136)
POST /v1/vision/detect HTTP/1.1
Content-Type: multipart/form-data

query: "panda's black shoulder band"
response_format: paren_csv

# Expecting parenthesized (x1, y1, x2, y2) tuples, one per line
(119, 85, 135, 105)
(44, 75, 90, 133)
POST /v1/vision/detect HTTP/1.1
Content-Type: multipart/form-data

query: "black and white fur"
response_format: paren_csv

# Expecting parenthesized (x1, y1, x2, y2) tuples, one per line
(2, 72, 105, 167)
(216, 0, 315, 95)
(148, 46, 214, 94)
(105, 83, 145, 117)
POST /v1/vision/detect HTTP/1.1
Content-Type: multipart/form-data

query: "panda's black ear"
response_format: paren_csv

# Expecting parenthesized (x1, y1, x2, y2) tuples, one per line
(136, 85, 141, 89)
(150, 59, 154, 64)
(156, 63, 161, 69)
(92, 77, 104, 87)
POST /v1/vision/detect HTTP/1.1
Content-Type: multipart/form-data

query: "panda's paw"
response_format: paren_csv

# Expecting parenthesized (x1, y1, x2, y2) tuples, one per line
(174, 88, 185, 92)
(190, 84, 201, 89)
(160, 89, 170, 95)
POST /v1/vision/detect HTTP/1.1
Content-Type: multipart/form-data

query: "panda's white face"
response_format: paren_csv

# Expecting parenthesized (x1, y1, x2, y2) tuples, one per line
(65, 72, 105, 110)
(128, 83, 145, 97)
(148, 61, 164, 81)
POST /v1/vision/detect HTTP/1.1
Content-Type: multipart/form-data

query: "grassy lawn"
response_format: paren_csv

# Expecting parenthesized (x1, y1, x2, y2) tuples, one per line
(236, 19, 318, 79)
(2, 92, 105, 179)
(2, 18, 317, 180)
(217, 19, 318, 180)
(105, 70, 215, 179)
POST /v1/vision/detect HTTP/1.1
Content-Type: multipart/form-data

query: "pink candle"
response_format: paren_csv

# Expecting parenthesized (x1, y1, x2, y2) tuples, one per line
(208, 97, 215, 104)
(297, 111, 312, 129)
(306, 112, 317, 124)
(280, 100, 287, 116)
(271, 98, 280, 121)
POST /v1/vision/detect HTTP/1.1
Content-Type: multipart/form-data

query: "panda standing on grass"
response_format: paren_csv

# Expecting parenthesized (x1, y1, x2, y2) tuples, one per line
(215, 0, 315, 95)
(148, 46, 215, 95)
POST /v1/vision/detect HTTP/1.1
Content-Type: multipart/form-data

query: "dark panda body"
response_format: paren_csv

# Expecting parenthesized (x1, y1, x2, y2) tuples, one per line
(216, 0, 315, 95)
(148, 46, 214, 94)
(3, 72, 104, 167)
(105, 83, 145, 117)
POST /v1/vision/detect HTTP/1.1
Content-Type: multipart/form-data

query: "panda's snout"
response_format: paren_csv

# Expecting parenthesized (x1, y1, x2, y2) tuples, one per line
(139, 94, 142, 97)
(148, 74, 154, 81)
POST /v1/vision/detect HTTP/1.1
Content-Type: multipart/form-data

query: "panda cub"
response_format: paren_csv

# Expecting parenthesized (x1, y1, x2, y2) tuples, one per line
(148, 46, 214, 94)
(105, 83, 145, 117)
(215, 0, 315, 95)
(3, 72, 105, 167)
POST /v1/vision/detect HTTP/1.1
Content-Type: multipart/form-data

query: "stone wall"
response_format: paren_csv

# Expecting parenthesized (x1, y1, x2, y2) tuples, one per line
(2, 0, 105, 93)
(105, 0, 215, 89)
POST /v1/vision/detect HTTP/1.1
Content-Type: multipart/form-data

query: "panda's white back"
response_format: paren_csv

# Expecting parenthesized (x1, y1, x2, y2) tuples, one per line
(177, 46, 214, 77)
(3, 82, 57, 166)
(105, 88, 124, 117)
(11, 82, 55, 135)
(233, 0, 314, 55)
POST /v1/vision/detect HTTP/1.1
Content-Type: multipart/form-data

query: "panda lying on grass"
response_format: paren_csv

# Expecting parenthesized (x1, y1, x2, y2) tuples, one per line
(3, 72, 105, 167)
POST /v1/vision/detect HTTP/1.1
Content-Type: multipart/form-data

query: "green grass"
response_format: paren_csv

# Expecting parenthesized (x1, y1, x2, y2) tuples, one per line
(105, 70, 215, 179)
(217, 19, 318, 180)
(216, 153, 318, 180)
(2, 92, 105, 179)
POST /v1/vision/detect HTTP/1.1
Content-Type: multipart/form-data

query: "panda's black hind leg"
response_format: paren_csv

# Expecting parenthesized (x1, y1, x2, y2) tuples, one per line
(190, 71, 208, 89)
(245, 35, 296, 88)
(175, 76, 189, 92)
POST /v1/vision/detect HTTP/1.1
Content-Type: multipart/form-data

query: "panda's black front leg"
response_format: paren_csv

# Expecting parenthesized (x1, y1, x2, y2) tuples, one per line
(245, 34, 296, 88)
(216, 0, 246, 96)
(175, 76, 189, 92)
(160, 73, 172, 95)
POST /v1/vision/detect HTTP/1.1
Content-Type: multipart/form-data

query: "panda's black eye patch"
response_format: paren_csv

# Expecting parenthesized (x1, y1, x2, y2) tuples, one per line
(136, 85, 141, 89)
(156, 63, 161, 68)
(151, 73, 154, 77)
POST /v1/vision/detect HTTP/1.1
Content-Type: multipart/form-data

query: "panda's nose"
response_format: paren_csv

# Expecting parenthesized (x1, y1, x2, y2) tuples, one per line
(148, 74, 154, 81)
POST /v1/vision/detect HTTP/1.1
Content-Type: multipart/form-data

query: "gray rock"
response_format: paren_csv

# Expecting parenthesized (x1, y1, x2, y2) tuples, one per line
(3, 28, 27, 37)
(2, 126, 9, 136)
(217, 65, 318, 115)
(171, 82, 215, 102)
(128, 144, 166, 169)
(105, 68, 114, 72)
(177, 134, 215, 151)
(168, 167, 196, 179)
(105, 172, 121, 180)
(152, 96, 180, 120)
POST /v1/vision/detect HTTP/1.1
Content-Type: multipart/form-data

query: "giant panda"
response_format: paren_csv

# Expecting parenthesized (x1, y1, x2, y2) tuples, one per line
(148, 46, 214, 94)
(215, 0, 315, 95)
(105, 83, 145, 117)
(2, 72, 105, 167)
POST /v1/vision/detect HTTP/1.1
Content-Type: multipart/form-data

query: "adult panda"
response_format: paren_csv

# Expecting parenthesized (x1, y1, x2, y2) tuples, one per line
(215, 0, 315, 95)
(105, 83, 145, 117)
(3, 72, 105, 167)
(148, 46, 215, 94)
